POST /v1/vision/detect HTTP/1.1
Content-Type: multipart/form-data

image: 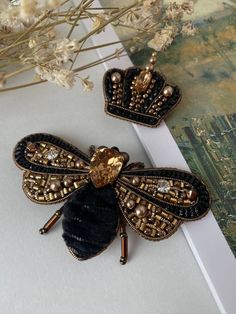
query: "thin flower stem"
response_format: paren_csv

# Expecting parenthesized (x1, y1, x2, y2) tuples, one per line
(77, 3, 137, 44)
(5, 65, 35, 79)
(0, 80, 46, 92)
(0, 11, 52, 56)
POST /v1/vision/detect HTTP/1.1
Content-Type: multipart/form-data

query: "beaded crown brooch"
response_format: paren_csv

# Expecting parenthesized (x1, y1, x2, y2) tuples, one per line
(103, 52, 181, 127)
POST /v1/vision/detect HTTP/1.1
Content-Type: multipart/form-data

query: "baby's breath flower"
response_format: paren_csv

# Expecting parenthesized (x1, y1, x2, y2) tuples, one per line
(181, 21, 196, 36)
(181, 1, 194, 15)
(53, 68, 75, 89)
(80, 77, 94, 91)
(0, 7, 23, 32)
(35, 65, 75, 89)
(148, 25, 177, 51)
(142, 0, 162, 18)
(54, 38, 78, 63)
(20, 0, 37, 18)
(165, 2, 184, 20)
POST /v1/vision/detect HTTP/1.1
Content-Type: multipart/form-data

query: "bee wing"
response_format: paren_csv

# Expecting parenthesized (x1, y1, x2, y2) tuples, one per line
(115, 168, 210, 241)
(14, 133, 90, 204)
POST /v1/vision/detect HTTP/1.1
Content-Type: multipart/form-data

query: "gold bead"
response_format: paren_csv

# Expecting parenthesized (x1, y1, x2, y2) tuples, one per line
(187, 190, 198, 201)
(75, 160, 85, 168)
(146, 65, 154, 71)
(50, 180, 61, 192)
(149, 57, 156, 64)
(126, 199, 135, 209)
(131, 177, 140, 186)
(63, 178, 73, 187)
(135, 205, 147, 218)
(163, 86, 174, 97)
(111, 72, 121, 83)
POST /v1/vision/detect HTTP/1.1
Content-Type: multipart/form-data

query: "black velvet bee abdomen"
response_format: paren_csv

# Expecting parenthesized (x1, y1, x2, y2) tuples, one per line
(62, 183, 120, 260)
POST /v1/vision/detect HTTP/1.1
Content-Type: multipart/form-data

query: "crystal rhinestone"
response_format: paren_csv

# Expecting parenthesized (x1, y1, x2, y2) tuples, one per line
(157, 179, 170, 193)
(44, 148, 59, 160)
(89, 147, 124, 188)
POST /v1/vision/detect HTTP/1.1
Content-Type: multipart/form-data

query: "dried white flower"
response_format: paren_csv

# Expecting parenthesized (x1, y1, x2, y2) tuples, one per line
(0, 7, 23, 32)
(53, 68, 75, 89)
(181, 21, 196, 36)
(80, 77, 94, 91)
(142, 0, 162, 18)
(20, 0, 37, 18)
(181, 1, 194, 15)
(165, 2, 184, 20)
(54, 38, 78, 63)
(148, 25, 177, 51)
(35, 65, 75, 89)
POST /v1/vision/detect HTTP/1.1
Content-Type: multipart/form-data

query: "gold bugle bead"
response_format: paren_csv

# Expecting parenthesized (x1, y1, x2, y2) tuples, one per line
(155, 214, 162, 221)
(170, 197, 178, 204)
(180, 181, 185, 188)
(120, 186, 127, 193)
(38, 196, 45, 201)
(140, 183, 145, 189)
(172, 219, 178, 225)
(147, 203, 152, 210)
(183, 199, 191, 205)
(60, 191, 64, 197)
(63, 188, 69, 194)
(135, 220, 141, 229)
(49, 193, 54, 200)
(162, 212, 168, 218)
(140, 222, 146, 231)
(169, 190, 176, 197)
(131, 217, 138, 224)
(136, 197, 141, 203)
(160, 222, 166, 230)
(128, 213, 136, 219)
(151, 229, 157, 237)
(157, 193, 164, 199)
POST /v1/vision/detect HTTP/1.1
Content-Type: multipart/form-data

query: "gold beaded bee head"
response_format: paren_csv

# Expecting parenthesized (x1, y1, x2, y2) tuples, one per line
(103, 52, 181, 127)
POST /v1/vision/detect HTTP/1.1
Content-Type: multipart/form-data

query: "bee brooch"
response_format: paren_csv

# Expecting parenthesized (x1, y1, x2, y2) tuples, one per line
(14, 133, 210, 264)
(103, 52, 181, 128)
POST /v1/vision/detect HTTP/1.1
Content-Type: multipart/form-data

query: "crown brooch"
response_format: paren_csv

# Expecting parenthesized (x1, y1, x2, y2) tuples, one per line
(103, 52, 181, 128)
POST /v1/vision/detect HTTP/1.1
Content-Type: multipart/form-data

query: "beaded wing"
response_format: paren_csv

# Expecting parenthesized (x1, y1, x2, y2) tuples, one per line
(14, 133, 210, 264)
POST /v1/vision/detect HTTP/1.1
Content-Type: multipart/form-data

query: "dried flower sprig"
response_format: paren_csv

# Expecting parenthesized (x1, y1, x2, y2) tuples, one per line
(0, 0, 197, 92)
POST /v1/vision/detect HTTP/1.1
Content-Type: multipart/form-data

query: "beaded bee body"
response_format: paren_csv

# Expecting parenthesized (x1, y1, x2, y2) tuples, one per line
(14, 133, 210, 264)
